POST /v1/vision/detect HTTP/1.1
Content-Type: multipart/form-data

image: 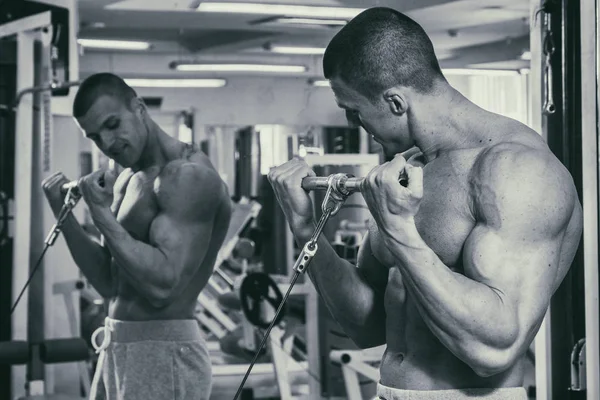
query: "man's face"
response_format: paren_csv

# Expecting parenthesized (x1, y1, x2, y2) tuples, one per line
(330, 78, 413, 158)
(76, 95, 147, 168)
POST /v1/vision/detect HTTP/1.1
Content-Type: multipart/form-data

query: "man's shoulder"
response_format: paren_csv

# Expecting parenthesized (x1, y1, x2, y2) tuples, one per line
(155, 157, 227, 217)
(474, 140, 565, 185)
(472, 140, 578, 228)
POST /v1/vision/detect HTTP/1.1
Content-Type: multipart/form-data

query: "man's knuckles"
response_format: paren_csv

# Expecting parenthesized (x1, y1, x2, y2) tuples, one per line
(381, 166, 401, 185)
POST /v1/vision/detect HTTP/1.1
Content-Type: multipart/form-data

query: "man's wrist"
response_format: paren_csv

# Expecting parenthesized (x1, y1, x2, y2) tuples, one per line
(383, 217, 427, 251)
(89, 205, 113, 227)
(291, 218, 316, 243)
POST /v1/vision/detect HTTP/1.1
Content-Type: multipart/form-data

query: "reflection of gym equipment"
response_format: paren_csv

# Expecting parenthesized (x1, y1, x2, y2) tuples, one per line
(217, 270, 311, 400)
(302, 154, 378, 399)
(1, 7, 85, 399)
(0, 167, 90, 398)
(330, 346, 385, 400)
(195, 198, 262, 339)
(240, 273, 286, 329)
(192, 198, 310, 398)
(231, 161, 379, 398)
(0, 337, 89, 399)
(331, 226, 366, 264)
(52, 280, 101, 395)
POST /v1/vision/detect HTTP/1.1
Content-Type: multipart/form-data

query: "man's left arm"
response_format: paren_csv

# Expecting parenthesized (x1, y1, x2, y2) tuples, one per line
(93, 161, 228, 307)
(381, 148, 581, 377)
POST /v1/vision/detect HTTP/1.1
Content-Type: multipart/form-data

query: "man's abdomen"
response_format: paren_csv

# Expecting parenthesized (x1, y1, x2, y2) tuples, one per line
(381, 296, 525, 390)
(108, 257, 215, 321)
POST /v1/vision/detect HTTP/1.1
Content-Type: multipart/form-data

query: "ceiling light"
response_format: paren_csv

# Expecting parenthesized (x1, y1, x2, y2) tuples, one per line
(124, 79, 227, 88)
(275, 17, 347, 26)
(172, 63, 307, 73)
(196, 2, 364, 19)
(77, 39, 150, 50)
(310, 79, 331, 87)
(269, 45, 326, 55)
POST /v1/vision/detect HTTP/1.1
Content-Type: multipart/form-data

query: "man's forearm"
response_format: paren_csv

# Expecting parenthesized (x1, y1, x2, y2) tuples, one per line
(385, 223, 517, 370)
(91, 208, 171, 301)
(60, 215, 114, 297)
(293, 226, 386, 348)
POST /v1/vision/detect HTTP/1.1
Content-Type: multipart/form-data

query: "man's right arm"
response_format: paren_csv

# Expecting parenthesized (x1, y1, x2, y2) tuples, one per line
(60, 214, 114, 298)
(295, 228, 388, 349)
(41, 171, 115, 298)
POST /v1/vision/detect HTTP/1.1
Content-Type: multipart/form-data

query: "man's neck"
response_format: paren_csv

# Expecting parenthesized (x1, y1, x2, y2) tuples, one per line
(133, 122, 182, 172)
(410, 88, 492, 163)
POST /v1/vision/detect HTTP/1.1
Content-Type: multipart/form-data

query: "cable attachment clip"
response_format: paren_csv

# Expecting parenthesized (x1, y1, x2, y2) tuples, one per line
(321, 173, 354, 216)
(293, 241, 318, 274)
(44, 188, 81, 246)
(292, 173, 354, 274)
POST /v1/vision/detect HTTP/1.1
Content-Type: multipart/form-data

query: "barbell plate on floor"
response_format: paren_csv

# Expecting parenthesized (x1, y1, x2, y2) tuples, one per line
(0, 340, 30, 365)
(240, 272, 286, 329)
(40, 338, 89, 364)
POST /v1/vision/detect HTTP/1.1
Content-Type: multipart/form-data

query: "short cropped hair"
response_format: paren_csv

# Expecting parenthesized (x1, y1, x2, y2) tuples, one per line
(73, 73, 138, 118)
(323, 7, 444, 101)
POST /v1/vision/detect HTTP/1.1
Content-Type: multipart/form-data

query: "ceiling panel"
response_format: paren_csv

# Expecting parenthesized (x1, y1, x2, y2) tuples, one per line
(77, 0, 532, 75)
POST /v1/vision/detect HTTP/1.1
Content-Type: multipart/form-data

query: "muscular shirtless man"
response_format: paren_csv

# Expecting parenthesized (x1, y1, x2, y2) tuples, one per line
(41, 73, 231, 399)
(268, 7, 582, 400)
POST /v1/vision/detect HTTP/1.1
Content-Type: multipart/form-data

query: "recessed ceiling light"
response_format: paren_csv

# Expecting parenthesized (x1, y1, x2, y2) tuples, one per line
(196, 2, 363, 19)
(124, 78, 227, 88)
(268, 45, 326, 55)
(78, 39, 150, 50)
(171, 62, 307, 73)
(275, 17, 347, 26)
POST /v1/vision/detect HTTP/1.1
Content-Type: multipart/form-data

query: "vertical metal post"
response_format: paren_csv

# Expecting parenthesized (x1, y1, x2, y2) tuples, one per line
(530, 1, 552, 397)
(580, 0, 600, 398)
(11, 29, 36, 397)
(27, 30, 48, 395)
(535, 5, 555, 400)
(306, 284, 322, 398)
(0, 11, 53, 398)
(542, 1, 588, 399)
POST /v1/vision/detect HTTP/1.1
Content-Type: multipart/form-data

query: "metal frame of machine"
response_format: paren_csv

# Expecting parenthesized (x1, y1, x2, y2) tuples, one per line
(2, 4, 84, 397)
(578, 0, 600, 398)
(3, 11, 54, 396)
(196, 199, 311, 398)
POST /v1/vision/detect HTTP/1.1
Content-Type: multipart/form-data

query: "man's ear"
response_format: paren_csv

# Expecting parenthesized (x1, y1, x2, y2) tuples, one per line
(383, 88, 408, 115)
(129, 97, 146, 115)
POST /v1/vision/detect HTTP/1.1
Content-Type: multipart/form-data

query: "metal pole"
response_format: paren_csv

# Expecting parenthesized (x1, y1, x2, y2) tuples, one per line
(12, 28, 36, 397)
(580, 0, 600, 398)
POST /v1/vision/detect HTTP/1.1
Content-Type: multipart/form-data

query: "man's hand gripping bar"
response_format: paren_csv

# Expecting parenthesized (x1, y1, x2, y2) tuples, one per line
(302, 171, 409, 193)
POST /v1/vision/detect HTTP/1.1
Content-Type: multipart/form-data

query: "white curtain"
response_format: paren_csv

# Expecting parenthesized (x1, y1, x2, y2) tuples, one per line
(466, 74, 530, 126)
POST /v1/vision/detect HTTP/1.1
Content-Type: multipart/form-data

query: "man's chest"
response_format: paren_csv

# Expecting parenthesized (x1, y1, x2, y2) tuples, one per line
(370, 156, 477, 270)
(112, 168, 161, 241)
(413, 166, 475, 268)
